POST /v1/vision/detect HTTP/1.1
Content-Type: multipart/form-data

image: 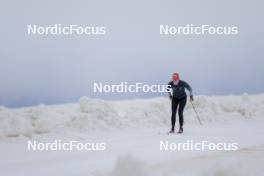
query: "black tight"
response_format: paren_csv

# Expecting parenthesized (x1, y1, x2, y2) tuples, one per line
(171, 97, 187, 130)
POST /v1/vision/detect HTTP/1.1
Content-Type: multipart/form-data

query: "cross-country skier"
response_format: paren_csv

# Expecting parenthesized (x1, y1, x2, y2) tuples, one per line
(168, 73, 193, 134)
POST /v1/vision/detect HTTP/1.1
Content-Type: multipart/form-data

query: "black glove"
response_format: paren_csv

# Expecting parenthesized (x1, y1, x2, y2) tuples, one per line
(190, 95, 194, 101)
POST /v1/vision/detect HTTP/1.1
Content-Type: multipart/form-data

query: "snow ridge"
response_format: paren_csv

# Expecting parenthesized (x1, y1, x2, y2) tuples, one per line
(0, 94, 263, 138)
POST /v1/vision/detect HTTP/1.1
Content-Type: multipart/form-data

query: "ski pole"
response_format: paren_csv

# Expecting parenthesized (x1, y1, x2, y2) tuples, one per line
(190, 101, 203, 126)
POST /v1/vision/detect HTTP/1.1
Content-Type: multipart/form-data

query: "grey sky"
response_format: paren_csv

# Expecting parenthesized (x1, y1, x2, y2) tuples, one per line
(0, 0, 263, 107)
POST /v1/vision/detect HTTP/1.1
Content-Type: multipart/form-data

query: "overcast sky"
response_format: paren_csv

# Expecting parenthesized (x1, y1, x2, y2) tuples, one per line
(0, 0, 263, 107)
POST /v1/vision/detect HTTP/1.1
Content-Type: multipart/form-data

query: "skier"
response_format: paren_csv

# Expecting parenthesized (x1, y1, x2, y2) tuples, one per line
(168, 73, 193, 134)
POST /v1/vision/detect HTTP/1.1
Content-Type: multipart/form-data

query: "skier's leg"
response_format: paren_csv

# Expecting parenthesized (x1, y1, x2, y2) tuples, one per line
(178, 97, 187, 132)
(171, 98, 179, 132)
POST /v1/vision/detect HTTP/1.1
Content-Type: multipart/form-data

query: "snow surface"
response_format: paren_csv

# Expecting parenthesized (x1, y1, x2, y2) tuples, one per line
(1, 94, 264, 176)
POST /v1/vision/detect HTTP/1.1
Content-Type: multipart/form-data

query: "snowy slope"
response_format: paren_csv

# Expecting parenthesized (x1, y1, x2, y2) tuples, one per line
(1, 94, 264, 176)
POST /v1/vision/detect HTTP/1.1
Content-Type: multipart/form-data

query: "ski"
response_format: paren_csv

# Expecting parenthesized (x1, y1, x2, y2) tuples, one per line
(158, 132, 182, 135)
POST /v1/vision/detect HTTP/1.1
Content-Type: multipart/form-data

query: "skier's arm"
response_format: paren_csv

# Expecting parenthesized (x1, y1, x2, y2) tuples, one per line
(183, 81, 194, 100)
(167, 82, 172, 100)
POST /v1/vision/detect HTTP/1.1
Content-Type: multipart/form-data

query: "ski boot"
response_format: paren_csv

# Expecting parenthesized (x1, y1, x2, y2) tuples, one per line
(177, 127, 183, 134)
(169, 129, 175, 133)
